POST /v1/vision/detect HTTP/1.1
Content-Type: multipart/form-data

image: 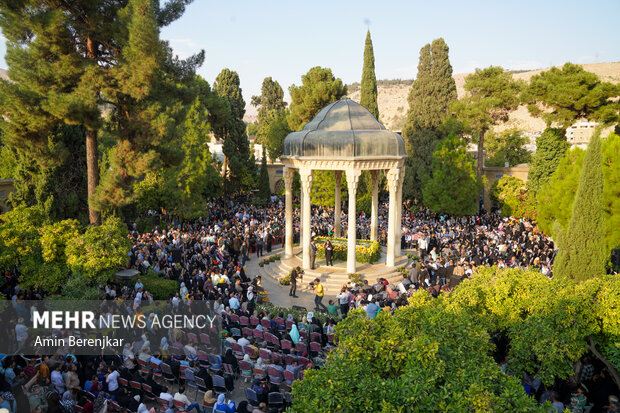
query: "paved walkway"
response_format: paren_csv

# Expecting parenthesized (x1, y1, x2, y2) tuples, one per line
(245, 246, 334, 313)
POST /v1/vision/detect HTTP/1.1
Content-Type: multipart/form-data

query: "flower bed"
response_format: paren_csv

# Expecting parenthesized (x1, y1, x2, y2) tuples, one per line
(314, 236, 381, 264)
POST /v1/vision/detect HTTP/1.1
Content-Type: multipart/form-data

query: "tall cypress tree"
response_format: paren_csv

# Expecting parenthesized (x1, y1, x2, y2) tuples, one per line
(360, 30, 379, 120)
(553, 131, 606, 281)
(258, 154, 271, 200)
(213, 69, 251, 193)
(402, 38, 457, 202)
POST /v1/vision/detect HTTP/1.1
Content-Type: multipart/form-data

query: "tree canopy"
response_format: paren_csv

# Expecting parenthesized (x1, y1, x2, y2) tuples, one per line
(451, 66, 524, 178)
(484, 128, 532, 167)
(527, 128, 569, 193)
(523, 63, 620, 128)
(288, 67, 347, 132)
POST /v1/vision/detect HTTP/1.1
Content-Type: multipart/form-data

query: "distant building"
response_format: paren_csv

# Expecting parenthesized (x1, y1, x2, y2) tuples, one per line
(565, 120, 614, 149)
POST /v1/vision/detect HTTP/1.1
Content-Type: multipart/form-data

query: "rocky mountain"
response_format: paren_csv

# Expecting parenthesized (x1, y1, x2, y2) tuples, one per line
(346, 61, 620, 134)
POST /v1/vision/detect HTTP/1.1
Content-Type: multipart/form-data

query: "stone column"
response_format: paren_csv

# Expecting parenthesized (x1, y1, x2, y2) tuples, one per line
(299, 186, 303, 247)
(386, 168, 400, 267)
(334, 171, 342, 238)
(283, 167, 295, 259)
(346, 169, 361, 274)
(395, 166, 405, 257)
(299, 168, 313, 270)
(370, 170, 379, 242)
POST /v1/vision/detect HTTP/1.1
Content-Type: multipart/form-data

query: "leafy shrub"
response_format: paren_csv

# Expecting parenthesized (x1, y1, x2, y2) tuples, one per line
(314, 236, 381, 264)
(142, 271, 178, 300)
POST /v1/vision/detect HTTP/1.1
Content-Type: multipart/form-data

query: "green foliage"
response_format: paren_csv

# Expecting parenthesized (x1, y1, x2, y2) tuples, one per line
(60, 274, 104, 300)
(402, 128, 439, 201)
(257, 109, 291, 162)
(3, 125, 88, 223)
(403, 38, 457, 133)
(174, 98, 221, 215)
(536, 147, 584, 236)
(288, 67, 347, 131)
(66, 216, 131, 284)
(402, 39, 457, 202)
(523, 63, 620, 128)
(314, 237, 381, 264)
(422, 136, 482, 216)
(485, 128, 532, 167)
(360, 30, 379, 119)
(553, 131, 606, 281)
(311, 171, 339, 207)
(489, 176, 536, 219)
(0, 140, 18, 179)
(251, 77, 287, 128)
(258, 155, 271, 200)
(293, 284, 546, 412)
(527, 128, 569, 193)
(448, 267, 620, 387)
(214, 69, 251, 194)
(0, 0, 204, 221)
(142, 270, 178, 300)
(452, 66, 524, 178)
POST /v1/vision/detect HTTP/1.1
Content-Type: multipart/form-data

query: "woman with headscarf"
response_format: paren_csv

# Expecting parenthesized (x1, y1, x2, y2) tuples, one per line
(240, 354, 254, 379)
(223, 349, 239, 373)
(203, 390, 217, 409)
(289, 324, 300, 345)
(93, 392, 107, 413)
(179, 282, 189, 301)
(255, 357, 267, 372)
(212, 393, 235, 413)
(59, 392, 75, 413)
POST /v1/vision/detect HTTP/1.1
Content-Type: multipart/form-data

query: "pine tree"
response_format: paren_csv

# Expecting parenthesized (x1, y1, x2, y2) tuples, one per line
(360, 30, 379, 120)
(288, 67, 347, 131)
(0, 0, 203, 223)
(258, 154, 271, 200)
(553, 131, 606, 281)
(527, 128, 569, 193)
(213, 69, 251, 193)
(451, 66, 523, 179)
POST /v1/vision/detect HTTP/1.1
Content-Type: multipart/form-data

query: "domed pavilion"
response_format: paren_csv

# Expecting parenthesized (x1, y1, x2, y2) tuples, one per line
(281, 98, 406, 273)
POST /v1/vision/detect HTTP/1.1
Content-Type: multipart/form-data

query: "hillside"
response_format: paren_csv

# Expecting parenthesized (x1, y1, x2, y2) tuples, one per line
(347, 61, 620, 133)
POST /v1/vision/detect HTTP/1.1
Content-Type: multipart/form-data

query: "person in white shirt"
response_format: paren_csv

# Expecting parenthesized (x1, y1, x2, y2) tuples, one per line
(51, 364, 65, 393)
(173, 387, 201, 412)
(159, 391, 174, 407)
(106, 367, 120, 394)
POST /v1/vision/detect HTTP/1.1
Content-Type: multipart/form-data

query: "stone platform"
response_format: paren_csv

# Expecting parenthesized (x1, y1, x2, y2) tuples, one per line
(254, 246, 411, 297)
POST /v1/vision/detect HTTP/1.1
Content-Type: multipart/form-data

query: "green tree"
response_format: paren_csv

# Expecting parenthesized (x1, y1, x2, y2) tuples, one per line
(258, 109, 291, 162)
(3, 125, 88, 222)
(214, 69, 251, 193)
(258, 154, 271, 200)
(553, 130, 606, 281)
(485, 128, 532, 167)
(360, 30, 379, 119)
(176, 98, 221, 214)
(0, 0, 201, 225)
(536, 147, 585, 235)
(490, 176, 536, 219)
(251, 77, 287, 128)
(527, 128, 569, 193)
(293, 282, 547, 412)
(402, 38, 457, 201)
(523, 63, 620, 128)
(0, 0, 204, 224)
(288, 67, 347, 131)
(65, 216, 130, 283)
(403, 38, 457, 133)
(422, 135, 482, 215)
(451, 66, 523, 179)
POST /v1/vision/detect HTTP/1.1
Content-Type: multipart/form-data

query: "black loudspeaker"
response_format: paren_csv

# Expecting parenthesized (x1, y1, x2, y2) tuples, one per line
(612, 249, 620, 266)
(171, 248, 182, 263)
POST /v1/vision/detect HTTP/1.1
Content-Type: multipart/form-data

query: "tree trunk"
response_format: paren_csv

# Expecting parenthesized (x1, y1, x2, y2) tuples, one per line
(477, 128, 486, 180)
(588, 337, 620, 390)
(86, 128, 101, 225)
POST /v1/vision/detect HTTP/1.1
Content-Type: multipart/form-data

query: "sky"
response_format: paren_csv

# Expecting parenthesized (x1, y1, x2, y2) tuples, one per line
(1, 0, 619, 105)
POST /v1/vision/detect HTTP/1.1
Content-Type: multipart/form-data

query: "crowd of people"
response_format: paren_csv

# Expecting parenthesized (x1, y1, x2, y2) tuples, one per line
(2, 195, 619, 413)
